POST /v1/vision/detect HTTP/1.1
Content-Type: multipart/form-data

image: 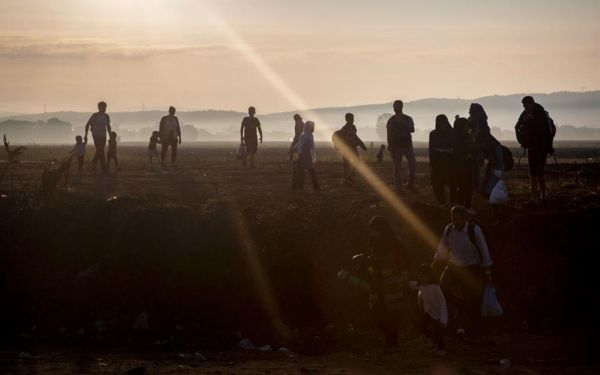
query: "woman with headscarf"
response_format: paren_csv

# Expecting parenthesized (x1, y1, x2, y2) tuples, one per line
(429, 115, 454, 207)
(468, 103, 490, 193)
(293, 121, 320, 191)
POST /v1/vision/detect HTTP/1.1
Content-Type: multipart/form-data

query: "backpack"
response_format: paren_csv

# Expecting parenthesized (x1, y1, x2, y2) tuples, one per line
(500, 145, 514, 172)
(545, 112, 557, 154)
(444, 220, 486, 263)
(332, 129, 344, 151)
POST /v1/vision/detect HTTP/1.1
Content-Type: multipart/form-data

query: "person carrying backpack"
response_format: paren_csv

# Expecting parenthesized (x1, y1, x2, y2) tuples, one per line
(333, 113, 367, 185)
(515, 96, 555, 203)
(432, 205, 493, 338)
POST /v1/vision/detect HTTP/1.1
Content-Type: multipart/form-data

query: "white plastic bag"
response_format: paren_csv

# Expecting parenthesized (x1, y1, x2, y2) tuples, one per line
(489, 179, 508, 205)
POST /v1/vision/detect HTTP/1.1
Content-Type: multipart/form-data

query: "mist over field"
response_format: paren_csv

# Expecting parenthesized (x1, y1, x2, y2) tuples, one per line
(2, 91, 600, 144)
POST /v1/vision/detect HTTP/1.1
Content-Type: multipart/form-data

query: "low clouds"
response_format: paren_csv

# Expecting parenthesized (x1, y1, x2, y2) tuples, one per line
(0, 36, 237, 60)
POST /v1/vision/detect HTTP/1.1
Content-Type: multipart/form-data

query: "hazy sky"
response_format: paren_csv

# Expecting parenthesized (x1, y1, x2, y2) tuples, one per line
(1, 0, 599, 113)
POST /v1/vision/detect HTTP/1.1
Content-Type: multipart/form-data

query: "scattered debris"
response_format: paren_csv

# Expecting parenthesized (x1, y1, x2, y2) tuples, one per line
(18, 352, 33, 360)
(238, 338, 255, 350)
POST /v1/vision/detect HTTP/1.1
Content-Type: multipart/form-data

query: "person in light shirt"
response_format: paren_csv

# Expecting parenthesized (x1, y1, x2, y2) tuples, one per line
(432, 205, 493, 337)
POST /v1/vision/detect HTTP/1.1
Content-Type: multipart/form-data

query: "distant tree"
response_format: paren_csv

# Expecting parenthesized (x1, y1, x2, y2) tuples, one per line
(375, 113, 393, 141)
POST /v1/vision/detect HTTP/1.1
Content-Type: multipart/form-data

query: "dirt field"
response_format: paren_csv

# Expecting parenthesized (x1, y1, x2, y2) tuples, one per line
(1, 143, 599, 374)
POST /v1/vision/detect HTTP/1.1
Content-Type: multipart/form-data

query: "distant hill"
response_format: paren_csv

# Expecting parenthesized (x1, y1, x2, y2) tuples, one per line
(1, 91, 599, 142)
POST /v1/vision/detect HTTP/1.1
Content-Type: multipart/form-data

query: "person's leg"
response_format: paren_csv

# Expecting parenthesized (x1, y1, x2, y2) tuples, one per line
(171, 142, 177, 164)
(392, 151, 404, 190)
(461, 265, 483, 337)
(406, 146, 417, 188)
(434, 321, 445, 351)
(343, 157, 351, 180)
(308, 168, 320, 191)
(77, 156, 84, 174)
(538, 153, 547, 199)
(432, 179, 445, 205)
(114, 154, 119, 169)
(93, 137, 107, 173)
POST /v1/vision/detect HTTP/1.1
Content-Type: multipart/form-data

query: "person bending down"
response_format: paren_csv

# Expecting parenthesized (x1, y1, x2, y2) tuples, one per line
(417, 264, 447, 357)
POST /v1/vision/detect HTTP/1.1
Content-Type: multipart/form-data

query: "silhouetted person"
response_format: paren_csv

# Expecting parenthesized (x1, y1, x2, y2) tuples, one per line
(451, 117, 475, 210)
(367, 216, 410, 347)
(292, 121, 319, 191)
(468, 103, 490, 193)
(159, 106, 182, 167)
(84, 101, 111, 174)
(432, 206, 493, 338)
(515, 96, 552, 203)
(106, 131, 119, 172)
(376, 144, 386, 163)
(386, 100, 416, 191)
(148, 130, 160, 165)
(429, 115, 454, 207)
(416, 264, 447, 356)
(240, 106, 263, 167)
(70, 135, 87, 175)
(289, 113, 304, 160)
(337, 113, 367, 184)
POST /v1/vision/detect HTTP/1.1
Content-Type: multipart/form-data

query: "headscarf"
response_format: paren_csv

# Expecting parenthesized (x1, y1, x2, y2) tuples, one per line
(435, 114, 452, 132)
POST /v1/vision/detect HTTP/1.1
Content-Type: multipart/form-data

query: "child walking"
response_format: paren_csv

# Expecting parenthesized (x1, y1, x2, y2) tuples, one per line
(417, 264, 447, 356)
(106, 131, 119, 172)
(148, 131, 160, 166)
(70, 135, 87, 174)
(292, 121, 320, 191)
(376, 144, 386, 163)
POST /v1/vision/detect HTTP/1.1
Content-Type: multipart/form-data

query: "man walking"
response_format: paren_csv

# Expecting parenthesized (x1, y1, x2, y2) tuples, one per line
(289, 113, 304, 160)
(337, 113, 367, 184)
(159, 106, 182, 167)
(84, 101, 111, 174)
(515, 96, 553, 203)
(240, 106, 263, 168)
(386, 100, 416, 191)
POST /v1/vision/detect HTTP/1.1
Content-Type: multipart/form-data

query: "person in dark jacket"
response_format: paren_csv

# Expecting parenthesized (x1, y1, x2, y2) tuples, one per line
(468, 103, 490, 193)
(451, 117, 475, 210)
(240, 106, 263, 168)
(387, 100, 416, 191)
(289, 113, 304, 160)
(338, 113, 367, 184)
(515, 96, 552, 203)
(429, 115, 454, 207)
(367, 216, 410, 347)
(159, 106, 182, 167)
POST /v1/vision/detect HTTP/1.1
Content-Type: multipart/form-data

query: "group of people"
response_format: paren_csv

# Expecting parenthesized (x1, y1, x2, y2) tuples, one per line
(345, 205, 494, 356)
(71, 102, 182, 174)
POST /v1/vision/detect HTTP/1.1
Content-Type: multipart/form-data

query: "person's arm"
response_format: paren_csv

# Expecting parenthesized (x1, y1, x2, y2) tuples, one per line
(386, 117, 394, 151)
(84, 114, 94, 141)
(409, 117, 415, 133)
(432, 226, 450, 267)
(176, 117, 182, 144)
(106, 114, 112, 134)
(159, 117, 165, 143)
(240, 119, 245, 142)
(474, 225, 493, 268)
(356, 135, 367, 151)
(258, 119, 263, 143)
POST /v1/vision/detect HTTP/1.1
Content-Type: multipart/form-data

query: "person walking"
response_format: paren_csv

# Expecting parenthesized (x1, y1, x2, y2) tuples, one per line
(515, 96, 554, 203)
(386, 100, 416, 192)
(432, 206, 493, 338)
(429, 115, 454, 207)
(292, 121, 320, 191)
(240, 106, 263, 168)
(159, 106, 182, 167)
(84, 101, 111, 174)
(336, 113, 367, 184)
(451, 117, 475, 210)
(289, 113, 304, 160)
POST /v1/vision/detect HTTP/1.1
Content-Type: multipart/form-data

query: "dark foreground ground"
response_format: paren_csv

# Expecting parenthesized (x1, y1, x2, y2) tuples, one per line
(1, 143, 599, 374)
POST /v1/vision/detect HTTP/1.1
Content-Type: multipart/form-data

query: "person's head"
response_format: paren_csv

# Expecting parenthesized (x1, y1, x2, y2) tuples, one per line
(98, 101, 107, 113)
(522, 96, 535, 112)
(469, 103, 487, 119)
(393, 100, 404, 114)
(168, 106, 176, 116)
(451, 205, 468, 229)
(380, 144, 385, 150)
(345, 113, 354, 125)
(248, 106, 256, 116)
(152, 130, 159, 137)
(417, 263, 435, 285)
(435, 114, 452, 132)
(304, 120, 315, 134)
(109, 131, 117, 139)
(453, 117, 469, 133)
(293, 113, 302, 122)
(75, 135, 83, 144)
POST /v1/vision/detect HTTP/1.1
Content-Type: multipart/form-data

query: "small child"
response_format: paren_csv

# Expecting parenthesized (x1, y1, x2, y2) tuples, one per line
(106, 131, 119, 171)
(70, 135, 87, 174)
(376, 144, 385, 163)
(148, 131, 160, 165)
(416, 263, 447, 356)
